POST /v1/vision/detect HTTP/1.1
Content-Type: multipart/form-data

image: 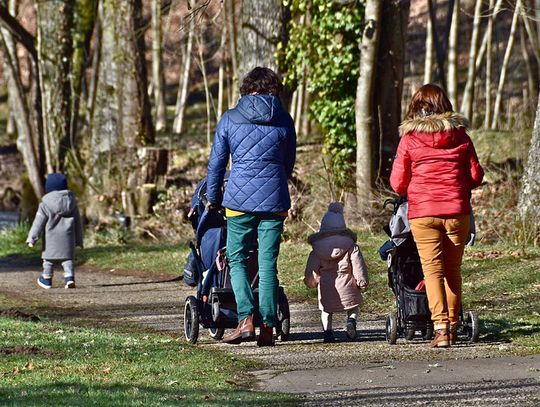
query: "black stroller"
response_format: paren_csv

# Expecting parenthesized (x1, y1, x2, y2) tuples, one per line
(182, 175, 290, 344)
(379, 198, 480, 344)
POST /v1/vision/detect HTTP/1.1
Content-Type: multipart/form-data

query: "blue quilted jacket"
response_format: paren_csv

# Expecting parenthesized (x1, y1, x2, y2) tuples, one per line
(206, 95, 296, 213)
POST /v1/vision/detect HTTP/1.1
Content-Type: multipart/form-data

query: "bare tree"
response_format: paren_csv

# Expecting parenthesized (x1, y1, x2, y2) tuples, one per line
(226, 0, 238, 107)
(152, 0, 167, 132)
(460, 0, 482, 120)
(239, 0, 292, 107)
(517, 91, 540, 239)
(447, 0, 459, 108)
(196, 31, 212, 147)
(373, 0, 410, 181)
(424, 7, 434, 84)
(217, 2, 227, 119)
(355, 0, 382, 205)
(484, 0, 495, 128)
(172, 14, 194, 135)
(36, 0, 74, 173)
(491, 0, 522, 129)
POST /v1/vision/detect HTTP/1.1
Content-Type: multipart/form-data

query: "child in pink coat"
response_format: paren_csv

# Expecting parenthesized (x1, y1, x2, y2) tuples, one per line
(304, 202, 369, 342)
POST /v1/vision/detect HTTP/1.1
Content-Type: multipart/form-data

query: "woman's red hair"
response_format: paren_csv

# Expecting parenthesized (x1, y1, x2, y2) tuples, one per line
(406, 84, 453, 119)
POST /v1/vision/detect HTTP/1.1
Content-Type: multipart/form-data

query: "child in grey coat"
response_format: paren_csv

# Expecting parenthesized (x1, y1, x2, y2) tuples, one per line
(27, 173, 83, 289)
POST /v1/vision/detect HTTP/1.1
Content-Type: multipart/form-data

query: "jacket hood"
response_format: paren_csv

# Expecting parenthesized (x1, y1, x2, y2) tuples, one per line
(310, 234, 355, 261)
(42, 190, 76, 216)
(399, 112, 469, 136)
(399, 112, 469, 149)
(235, 95, 282, 124)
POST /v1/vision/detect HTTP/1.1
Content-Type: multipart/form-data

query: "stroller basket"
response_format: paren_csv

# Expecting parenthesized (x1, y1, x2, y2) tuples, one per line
(402, 287, 430, 321)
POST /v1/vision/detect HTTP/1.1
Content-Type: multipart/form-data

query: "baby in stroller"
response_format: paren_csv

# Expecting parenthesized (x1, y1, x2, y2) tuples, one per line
(182, 175, 290, 344)
(304, 203, 369, 343)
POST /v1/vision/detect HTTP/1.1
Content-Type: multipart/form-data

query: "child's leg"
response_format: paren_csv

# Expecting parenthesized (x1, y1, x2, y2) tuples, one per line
(346, 306, 359, 321)
(321, 311, 333, 331)
(346, 306, 359, 339)
(42, 260, 54, 279)
(61, 260, 74, 279)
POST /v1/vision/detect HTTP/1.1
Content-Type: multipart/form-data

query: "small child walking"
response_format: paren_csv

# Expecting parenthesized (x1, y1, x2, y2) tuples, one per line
(304, 202, 369, 343)
(27, 173, 83, 289)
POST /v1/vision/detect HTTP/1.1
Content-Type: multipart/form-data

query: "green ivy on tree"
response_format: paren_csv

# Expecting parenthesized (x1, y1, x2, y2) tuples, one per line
(284, 0, 364, 189)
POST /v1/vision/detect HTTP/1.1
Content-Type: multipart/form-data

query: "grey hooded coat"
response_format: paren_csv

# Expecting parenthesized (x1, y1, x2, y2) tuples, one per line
(27, 190, 83, 260)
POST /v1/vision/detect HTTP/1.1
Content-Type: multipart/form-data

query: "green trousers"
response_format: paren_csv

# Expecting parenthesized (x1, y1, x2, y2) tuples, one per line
(226, 213, 285, 327)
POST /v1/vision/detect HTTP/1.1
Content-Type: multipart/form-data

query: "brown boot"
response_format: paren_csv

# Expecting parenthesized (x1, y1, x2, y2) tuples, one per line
(257, 324, 275, 347)
(449, 323, 458, 345)
(223, 315, 255, 344)
(430, 329, 450, 348)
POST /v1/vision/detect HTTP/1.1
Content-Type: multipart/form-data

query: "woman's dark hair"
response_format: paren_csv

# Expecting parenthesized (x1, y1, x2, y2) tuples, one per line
(406, 84, 453, 119)
(240, 67, 284, 96)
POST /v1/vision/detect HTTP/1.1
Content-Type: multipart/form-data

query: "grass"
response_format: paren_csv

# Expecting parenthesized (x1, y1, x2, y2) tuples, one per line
(0, 317, 296, 406)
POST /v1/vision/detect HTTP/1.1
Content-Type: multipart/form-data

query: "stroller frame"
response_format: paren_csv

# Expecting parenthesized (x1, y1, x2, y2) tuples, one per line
(381, 198, 480, 344)
(182, 177, 290, 344)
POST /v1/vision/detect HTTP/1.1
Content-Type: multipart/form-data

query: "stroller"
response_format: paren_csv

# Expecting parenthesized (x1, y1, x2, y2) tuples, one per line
(182, 175, 291, 344)
(379, 198, 480, 344)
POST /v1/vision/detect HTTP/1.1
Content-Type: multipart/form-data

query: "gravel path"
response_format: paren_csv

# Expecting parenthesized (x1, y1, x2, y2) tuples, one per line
(1, 260, 538, 406)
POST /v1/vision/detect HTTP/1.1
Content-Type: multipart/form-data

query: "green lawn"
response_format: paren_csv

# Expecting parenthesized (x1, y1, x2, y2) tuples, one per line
(0, 317, 296, 406)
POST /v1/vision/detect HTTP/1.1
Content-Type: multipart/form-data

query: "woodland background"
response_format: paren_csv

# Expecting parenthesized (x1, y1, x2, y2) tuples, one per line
(0, 0, 539, 245)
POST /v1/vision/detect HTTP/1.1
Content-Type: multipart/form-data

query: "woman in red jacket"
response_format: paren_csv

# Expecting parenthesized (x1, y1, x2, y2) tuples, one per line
(390, 84, 484, 348)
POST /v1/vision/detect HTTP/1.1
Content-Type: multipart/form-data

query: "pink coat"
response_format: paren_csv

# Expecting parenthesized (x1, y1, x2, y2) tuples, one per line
(304, 234, 369, 313)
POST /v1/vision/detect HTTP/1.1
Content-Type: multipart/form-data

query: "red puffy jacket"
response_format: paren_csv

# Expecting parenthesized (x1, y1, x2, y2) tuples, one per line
(390, 112, 484, 219)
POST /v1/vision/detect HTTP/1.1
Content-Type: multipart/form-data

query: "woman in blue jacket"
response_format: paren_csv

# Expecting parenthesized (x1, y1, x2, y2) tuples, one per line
(206, 67, 296, 346)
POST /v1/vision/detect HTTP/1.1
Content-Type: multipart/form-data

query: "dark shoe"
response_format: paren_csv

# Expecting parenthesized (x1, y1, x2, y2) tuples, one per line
(323, 330, 335, 343)
(430, 329, 450, 348)
(257, 324, 275, 347)
(37, 276, 52, 289)
(222, 315, 255, 344)
(449, 323, 458, 345)
(64, 277, 76, 289)
(346, 318, 357, 340)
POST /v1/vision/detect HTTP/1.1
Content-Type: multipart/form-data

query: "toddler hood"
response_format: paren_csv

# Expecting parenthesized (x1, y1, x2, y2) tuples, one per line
(42, 190, 77, 217)
(311, 234, 355, 261)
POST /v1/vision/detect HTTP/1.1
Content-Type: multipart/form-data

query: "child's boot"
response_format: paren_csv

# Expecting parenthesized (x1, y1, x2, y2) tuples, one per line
(346, 318, 357, 340)
(37, 275, 52, 289)
(64, 276, 76, 289)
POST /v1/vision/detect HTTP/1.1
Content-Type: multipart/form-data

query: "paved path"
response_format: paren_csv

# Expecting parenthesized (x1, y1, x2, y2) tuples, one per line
(1, 260, 539, 406)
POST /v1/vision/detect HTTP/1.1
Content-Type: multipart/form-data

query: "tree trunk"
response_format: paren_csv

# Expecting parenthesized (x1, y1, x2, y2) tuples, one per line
(172, 14, 194, 135)
(520, 21, 538, 114)
(517, 92, 540, 236)
(90, 0, 154, 195)
(427, 0, 454, 90)
(356, 0, 382, 206)
(239, 0, 292, 107)
(226, 0, 238, 107)
(424, 8, 434, 84)
(70, 0, 96, 151)
(152, 0, 167, 132)
(521, 3, 540, 67)
(196, 32, 212, 148)
(447, 0, 459, 109)
(491, 0, 521, 130)
(474, 0, 504, 75)
(373, 0, 410, 182)
(217, 2, 227, 119)
(483, 0, 495, 129)
(0, 27, 44, 197)
(460, 0, 482, 120)
(36, 0, 74, 173)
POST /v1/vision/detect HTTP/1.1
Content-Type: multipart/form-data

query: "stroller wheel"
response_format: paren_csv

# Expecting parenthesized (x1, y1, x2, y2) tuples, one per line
(277, 291, 290, 341)
(385, 312, 398, 344)
(184, 296, 200, 344)
(421, 324, 434, 340)
(405, 327, 415, 341)
(208, 326, 225, 340)
(465, 311, 480, 343)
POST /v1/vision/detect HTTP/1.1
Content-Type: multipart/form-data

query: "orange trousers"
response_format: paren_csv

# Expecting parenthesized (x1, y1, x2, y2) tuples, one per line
(409, 215, 470, 330)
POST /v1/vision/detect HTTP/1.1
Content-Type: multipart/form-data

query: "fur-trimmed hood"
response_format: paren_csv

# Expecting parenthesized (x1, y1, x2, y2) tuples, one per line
(399, 112, 469, 137)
